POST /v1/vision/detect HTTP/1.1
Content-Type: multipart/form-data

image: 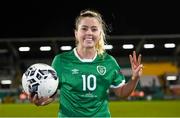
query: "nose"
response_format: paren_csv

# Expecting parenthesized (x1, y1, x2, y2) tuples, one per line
(86, 28, 93, 35)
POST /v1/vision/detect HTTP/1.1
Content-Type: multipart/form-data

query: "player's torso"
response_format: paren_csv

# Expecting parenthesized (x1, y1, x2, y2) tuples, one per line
(54, 51, 117, 117)
(60, 58, 113, 99)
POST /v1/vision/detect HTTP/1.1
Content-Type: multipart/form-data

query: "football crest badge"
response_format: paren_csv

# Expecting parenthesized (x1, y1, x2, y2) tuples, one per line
(97, 65, 106, 75)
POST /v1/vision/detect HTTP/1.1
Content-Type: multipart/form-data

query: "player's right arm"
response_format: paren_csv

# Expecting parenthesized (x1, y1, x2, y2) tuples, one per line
(28, 92, 57, 106)
(113, 51, 143, 98)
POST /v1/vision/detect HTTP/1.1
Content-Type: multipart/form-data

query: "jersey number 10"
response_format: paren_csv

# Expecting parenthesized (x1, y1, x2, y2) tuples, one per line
(82, 74, 96, 91)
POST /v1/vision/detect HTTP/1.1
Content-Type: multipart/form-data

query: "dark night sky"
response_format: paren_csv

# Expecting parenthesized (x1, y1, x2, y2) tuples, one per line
(1, 1, 180, 38)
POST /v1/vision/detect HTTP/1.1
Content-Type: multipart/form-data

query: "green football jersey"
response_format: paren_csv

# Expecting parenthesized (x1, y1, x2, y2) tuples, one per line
(51, 48, 125, 117)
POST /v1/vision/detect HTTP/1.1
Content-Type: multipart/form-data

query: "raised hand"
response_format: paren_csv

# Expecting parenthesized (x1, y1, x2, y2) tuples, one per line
(129, 51, 143, 79)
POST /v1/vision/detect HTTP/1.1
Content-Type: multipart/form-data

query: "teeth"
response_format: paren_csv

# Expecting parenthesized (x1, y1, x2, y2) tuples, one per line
(85, 38, 92, 41)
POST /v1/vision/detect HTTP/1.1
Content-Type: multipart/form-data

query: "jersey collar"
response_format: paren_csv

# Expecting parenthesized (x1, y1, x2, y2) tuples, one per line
(73, 48, 97, 62)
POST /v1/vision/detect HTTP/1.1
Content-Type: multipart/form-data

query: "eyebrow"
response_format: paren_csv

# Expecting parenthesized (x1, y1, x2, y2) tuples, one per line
(80, 25, 98, 28)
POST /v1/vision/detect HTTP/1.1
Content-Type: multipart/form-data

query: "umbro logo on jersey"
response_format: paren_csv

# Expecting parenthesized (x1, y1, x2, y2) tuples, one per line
(97, 65, 106, 75)
(72, 69, 79, 74)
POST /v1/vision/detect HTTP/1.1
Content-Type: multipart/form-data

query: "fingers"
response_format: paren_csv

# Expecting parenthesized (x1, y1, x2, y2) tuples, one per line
(129, 54, 136, 70)
(137, 64, 143, 71)
(132, 64, 143, 79)
(137, 64, 143, 76)
(133, 51, 137, 63)
(28, 93, 50, 106)
(129, 54, 133, 67)
(129, 51, 142, 68)
(32, 94, 38, 103)
(138, 54, 142, 65)
(40, 96, 50, 106)
(28, 93, 39, 105)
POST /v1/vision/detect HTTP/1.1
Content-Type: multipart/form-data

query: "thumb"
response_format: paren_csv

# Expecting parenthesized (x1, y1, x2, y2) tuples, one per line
(134, 64, 143, 75)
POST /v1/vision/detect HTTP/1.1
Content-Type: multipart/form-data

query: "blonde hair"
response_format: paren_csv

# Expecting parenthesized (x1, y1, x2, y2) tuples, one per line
(75, 9, 107, 55)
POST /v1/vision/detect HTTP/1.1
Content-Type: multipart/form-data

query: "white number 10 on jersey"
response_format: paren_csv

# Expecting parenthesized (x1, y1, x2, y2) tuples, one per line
(82, 74, 96, 91)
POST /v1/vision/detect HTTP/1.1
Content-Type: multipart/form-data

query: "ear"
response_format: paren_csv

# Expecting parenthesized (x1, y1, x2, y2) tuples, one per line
(74, 29, 78, 38)
(74, 29, 79, 44)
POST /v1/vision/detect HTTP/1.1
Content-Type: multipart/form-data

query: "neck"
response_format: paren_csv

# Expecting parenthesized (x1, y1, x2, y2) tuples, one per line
(76, 47, 96, 59)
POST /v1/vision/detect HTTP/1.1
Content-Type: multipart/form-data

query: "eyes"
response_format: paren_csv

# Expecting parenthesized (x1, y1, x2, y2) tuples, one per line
(80, 26, 99, 32)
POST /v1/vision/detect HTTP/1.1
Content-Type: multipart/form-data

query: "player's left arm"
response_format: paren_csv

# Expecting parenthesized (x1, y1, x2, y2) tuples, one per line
(113, 51, 143, 98)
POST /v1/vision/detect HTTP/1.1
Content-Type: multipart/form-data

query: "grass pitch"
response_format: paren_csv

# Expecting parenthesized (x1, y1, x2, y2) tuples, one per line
(0, 100, 180, 117)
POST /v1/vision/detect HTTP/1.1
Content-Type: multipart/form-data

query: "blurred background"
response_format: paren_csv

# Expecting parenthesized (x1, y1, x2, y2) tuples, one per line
(0, 1, 180, 112)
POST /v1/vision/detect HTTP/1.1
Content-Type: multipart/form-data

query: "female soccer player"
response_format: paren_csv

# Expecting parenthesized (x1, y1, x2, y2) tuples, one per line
(29, 9, 143, 117)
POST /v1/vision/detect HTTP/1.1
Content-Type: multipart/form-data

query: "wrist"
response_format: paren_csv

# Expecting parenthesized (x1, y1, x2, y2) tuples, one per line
(132, 76, 140, 80)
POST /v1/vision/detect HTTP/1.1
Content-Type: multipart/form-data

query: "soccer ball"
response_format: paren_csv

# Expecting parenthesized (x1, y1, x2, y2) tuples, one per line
(22, 63, 59, 98)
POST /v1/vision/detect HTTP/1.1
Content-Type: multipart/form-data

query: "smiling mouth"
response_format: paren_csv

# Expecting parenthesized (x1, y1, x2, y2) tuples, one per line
(85, 38, 93, 41)
(84, 39, 94, 44)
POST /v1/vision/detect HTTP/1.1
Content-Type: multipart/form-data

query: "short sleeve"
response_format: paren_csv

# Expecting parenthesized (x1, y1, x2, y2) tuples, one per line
(110, 57, 126, 88)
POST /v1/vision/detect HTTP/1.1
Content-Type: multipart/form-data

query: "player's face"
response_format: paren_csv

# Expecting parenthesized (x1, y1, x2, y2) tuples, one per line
(75, 17, 101, 49)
